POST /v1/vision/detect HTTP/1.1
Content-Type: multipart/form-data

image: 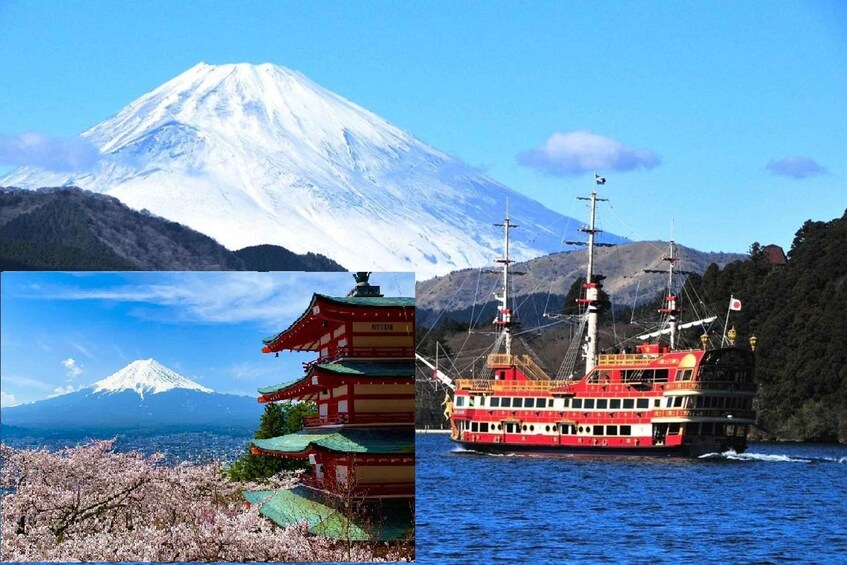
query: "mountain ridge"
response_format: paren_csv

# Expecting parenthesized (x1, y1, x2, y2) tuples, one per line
(416, 240, 746, 328)
(0, 359, 264, 434)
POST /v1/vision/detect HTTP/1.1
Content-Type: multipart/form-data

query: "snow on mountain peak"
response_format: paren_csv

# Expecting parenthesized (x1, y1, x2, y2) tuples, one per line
(0, 62, 626, 278)
(91, 358, 213, 398)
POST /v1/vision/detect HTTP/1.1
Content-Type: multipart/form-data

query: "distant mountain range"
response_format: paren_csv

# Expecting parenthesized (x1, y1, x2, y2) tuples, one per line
(0, 359, 264, 436)
(0, 186, 344, 271)
(0, 62, 626, 277)
(416, 241, 746, 328)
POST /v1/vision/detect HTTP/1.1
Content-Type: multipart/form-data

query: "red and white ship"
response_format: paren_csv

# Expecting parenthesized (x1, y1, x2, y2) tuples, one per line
(418, 178, 757, 457)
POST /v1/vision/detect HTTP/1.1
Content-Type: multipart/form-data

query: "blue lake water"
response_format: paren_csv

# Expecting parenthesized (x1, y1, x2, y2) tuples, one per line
(415, 433, 847, 564)
(1, 430, 253, 465)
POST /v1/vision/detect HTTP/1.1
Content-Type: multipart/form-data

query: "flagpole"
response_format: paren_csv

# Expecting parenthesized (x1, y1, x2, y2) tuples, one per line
(721, 295, 733, 347)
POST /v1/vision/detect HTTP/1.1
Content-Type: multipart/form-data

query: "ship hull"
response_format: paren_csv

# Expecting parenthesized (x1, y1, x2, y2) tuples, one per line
(451, 438, 741, 458)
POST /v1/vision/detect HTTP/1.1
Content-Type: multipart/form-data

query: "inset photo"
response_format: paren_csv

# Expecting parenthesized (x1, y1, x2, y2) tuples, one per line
(0, 271, 414, 562)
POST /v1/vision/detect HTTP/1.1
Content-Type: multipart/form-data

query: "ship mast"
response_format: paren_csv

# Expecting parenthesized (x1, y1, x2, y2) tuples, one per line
(578, 175, 608, 374)
(494, 207, 518, 356)
(664, 241, 679, 350)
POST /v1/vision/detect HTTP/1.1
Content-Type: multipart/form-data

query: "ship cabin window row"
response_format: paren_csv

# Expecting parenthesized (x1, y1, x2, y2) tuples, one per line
(462, 420, 634, 437)
(588, 369, 670, 384)
(685, 422, 749, 437)
(455, 395, 665, 411)
(697, 367, 753, 384)
(665, 396, 753, 409)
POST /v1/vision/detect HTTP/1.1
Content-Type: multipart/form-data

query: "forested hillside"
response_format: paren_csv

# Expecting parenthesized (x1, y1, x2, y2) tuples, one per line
(0, 187, 343, 271)
(686, 212, 847, 442)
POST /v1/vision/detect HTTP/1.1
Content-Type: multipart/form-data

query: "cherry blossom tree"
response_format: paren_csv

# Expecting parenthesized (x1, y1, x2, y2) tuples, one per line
(0, 441, 410, 562)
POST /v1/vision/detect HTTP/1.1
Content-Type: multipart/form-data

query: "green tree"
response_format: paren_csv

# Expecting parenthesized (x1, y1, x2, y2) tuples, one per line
(228, 401, 316, 482)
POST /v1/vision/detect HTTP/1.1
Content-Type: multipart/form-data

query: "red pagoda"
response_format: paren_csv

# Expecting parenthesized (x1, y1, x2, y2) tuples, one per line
(244, 272, 415, 542)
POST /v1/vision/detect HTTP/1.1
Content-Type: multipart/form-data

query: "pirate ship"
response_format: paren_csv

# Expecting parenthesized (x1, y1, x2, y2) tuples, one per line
(418, 177, 757, 457)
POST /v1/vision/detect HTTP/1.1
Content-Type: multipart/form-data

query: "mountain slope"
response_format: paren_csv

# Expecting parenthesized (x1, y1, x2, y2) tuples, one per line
(0, 186, 344, 271)
(0, 359, 263, 433)
(0, 62, 626, 277)
(416, 241, 745, 327)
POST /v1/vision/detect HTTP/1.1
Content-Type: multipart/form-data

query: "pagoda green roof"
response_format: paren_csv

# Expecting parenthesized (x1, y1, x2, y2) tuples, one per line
(252, 428, 413, 455)
(243, 486, 412, 541)
(258, 360, 413, 395)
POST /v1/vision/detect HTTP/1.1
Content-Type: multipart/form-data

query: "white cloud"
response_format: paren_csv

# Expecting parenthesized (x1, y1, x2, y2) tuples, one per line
(2, 374, 55, 391)
(1, 391, 19, 407)
(0, 132, 101, 171)
(69, 341, 95, 359)
(518, 130, 660, 176)
(48, 385, 78, 398)
(62, 357, 83, 379)
(37, 272, 363, 326)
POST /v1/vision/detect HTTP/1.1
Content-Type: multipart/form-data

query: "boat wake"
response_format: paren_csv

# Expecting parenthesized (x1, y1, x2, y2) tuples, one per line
(699, 450, 847, 464)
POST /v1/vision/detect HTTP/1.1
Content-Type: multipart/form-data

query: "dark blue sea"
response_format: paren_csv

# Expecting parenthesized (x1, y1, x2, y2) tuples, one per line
(416, 433, 847, 564)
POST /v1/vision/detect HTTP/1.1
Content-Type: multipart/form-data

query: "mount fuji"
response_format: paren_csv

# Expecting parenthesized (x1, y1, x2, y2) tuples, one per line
(0, 359, 264, 434)
(0, 62, 626, 277)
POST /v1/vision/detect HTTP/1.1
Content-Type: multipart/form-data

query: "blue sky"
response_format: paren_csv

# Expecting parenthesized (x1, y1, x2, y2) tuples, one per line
(0, 271, 415, 407)
(0, 2, 845, 254)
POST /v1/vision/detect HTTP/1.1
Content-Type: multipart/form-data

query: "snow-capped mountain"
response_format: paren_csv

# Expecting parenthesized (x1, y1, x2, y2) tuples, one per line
(0, 62, 626, 277)
(92, 358, 213, 398)
(0, 359, 263, 433)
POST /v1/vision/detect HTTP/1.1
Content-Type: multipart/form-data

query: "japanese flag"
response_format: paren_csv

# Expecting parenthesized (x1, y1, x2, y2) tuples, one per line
(729, 298, 742, 311)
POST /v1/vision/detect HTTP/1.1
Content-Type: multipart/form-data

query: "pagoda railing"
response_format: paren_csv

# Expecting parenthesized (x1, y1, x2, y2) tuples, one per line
(302, 478, 415, 498)
(303, 412, 415, 427)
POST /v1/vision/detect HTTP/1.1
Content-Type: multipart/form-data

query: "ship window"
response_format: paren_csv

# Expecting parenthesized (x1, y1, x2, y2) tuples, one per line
(606, 425, 618, 436)
(578, 426, 584, 433)
(673, 397, 684, 408)
(637, 398, 649, 409)
(572, 399, 583, 409)
(456, 396, 465, 407)
(501, 398, 512, 408)
(471, 422, 479, 432)
(522, 425, 528, 431)
(610, 399, 621, 409)
(563, 398, 571, 408)
(548, 399, 554, 408)
(545, 425, 551, 432)
(620, 425, 631, 435)
(497, 424, 502, 430)
(530, 425, 535, 432)
(477, 397, 486, 407)
(655, 370, 670, 383)
(623, 399, 635, 409)
(480, 423, 489, 433)
(584, 399, 595, 409)
(469, 397, 475, 407)
(593, 425, 603, 435)
(726, 425, 735, 436)
(596, 399, 608, 409)
(490, 397, 500, 408)
(669, 423, 681, 434)
(654, 399, 661, 407)
(513, 398, 523, 408)
(524, 398, 535, 408)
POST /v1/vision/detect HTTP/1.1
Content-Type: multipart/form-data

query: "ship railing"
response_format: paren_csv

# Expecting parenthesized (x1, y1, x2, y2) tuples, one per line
(653, 409, 756, 419)
(664, 381, 757, 393)
(455, 378, 578, 393)
(487, 354, 553, 381)
(597, 353, 658, 366)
